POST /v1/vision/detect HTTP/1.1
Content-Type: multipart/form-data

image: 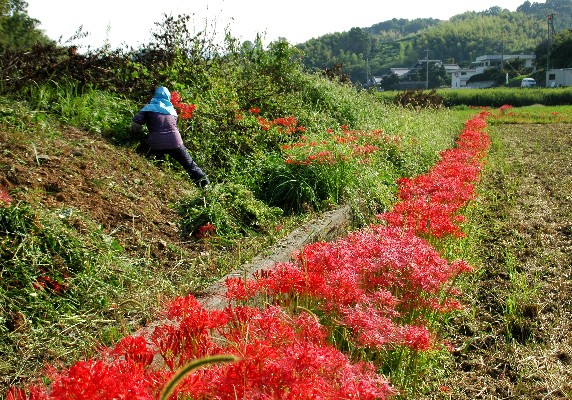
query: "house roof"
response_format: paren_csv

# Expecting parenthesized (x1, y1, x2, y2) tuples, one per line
(476, 54, 535, 62)
(390, 68, 410, 77)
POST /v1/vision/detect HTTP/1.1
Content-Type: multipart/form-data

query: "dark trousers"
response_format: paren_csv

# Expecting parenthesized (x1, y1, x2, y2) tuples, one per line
(152, 146, 209, 187)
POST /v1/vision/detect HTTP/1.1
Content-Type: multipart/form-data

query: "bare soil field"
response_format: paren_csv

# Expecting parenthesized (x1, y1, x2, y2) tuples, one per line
(433, 123, 572, 399)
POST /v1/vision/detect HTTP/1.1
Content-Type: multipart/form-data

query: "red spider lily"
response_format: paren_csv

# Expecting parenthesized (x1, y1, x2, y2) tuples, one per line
(110, 336, 155, 368)
(0, 186, 12, 206)
(194, 222, 215, 239)
(32, 275, 69, 294)
(380, 113, 490, 238)
(10, 359, 161, 400)
(282, 125, 399, 166)
(168, 303, 395, 399)
(255, 114, 306, 134)
(170, 91, 196, 120)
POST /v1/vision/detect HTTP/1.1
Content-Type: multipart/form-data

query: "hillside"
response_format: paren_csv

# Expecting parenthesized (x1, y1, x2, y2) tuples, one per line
(296, 0, 571, 84)
(0, 124, 200, 268)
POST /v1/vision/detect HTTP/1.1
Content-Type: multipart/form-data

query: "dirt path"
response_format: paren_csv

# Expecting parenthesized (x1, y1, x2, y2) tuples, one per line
(434, 123, 572, 399)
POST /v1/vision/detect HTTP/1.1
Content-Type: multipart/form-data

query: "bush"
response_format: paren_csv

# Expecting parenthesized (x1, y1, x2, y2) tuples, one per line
(394, 89, 444, 109)
(177, 183, 283, 239)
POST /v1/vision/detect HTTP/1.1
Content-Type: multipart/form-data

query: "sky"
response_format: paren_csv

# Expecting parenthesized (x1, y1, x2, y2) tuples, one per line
(27, 0, 527, 50)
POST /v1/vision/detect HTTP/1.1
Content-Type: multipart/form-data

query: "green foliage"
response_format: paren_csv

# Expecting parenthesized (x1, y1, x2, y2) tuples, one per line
(549, 29, 572, 68)
(23, 82, 135, 138)
(450, 87, 572, 107)
(378, 87, 572, 108)
(177, 183, 283, 239)
(0, 0, 51, 53)
(257, 156, 333, 213)
(0, 201, 146, 382)
(517, 0, 572, 32)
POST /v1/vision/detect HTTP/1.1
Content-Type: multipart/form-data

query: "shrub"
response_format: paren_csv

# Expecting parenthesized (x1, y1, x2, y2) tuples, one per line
(394, 89, 444, 109)
(177, 183, 283, 239)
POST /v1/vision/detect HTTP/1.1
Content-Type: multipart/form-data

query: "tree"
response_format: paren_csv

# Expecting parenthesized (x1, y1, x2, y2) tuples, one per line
(0, 0, 51, 52)
(550, 29, 572, 68)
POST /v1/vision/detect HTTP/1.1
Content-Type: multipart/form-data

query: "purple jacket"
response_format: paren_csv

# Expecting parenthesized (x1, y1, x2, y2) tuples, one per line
(132, 111, 184, 150)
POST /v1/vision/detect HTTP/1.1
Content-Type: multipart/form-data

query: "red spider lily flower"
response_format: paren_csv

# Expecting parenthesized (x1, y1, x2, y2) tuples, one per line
(25, 359, 158, 400)
(397, 324, 432, 350)
(499, 104, 513, 115)
(32, 275, 69, 293)
(194, 222, 215, 239)
(0, 187, 12, 206)
(110, 336, 155, 368)
(170, 91, 197, 120)
(249, 107, 260, 114)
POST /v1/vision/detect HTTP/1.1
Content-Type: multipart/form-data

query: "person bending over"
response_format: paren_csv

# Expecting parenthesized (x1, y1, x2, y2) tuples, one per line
(131, 86, 209, 188)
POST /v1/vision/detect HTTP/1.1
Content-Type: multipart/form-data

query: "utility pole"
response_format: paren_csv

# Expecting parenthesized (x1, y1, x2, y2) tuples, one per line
(500, 30, 505, 72)
(425, 49, 429, 90)
(546, 13, 555, 71)
(366, 57, 370, 87)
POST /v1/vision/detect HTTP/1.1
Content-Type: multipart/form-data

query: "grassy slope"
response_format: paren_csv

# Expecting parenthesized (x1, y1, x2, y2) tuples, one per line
(0, 89, 466, 393)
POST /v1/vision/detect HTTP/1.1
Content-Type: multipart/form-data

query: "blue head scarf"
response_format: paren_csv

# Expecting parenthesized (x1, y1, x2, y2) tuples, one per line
(140, 86, 177, 116)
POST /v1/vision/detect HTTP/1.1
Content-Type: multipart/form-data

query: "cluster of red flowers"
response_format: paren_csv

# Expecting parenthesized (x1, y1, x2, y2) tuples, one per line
(0, 186, 12, 206)
(10, 298, 395, 399)
(255, 114, 306, 135)
(194, 222, 216, 239)
(170, 91, 197, 120)
(282, 126, 400, 166)
(226, 224, 471, 353)
(6, 112, 492, 399)
(380, 112, 491, 238)
(499, 104, 513, 114)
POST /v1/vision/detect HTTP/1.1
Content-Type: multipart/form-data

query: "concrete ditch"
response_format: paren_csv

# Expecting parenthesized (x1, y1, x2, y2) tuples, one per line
(198, 205, 353, 310)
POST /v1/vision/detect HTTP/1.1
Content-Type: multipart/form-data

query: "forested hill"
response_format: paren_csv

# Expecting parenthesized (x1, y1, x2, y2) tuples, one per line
(296, 0, 572, 84)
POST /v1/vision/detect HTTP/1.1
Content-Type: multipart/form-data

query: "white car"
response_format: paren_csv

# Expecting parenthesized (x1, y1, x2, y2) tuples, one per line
(521, 78, 536, 88)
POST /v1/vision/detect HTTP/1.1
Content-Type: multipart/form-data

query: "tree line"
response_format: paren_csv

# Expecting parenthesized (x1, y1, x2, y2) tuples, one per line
(1, 0, 570, 90)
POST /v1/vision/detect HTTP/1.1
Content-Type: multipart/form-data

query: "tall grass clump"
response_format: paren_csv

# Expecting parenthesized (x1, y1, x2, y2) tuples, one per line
(24, 81, 135, 139)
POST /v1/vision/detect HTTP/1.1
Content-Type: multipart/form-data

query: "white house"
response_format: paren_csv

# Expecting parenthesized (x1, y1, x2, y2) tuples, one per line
(451, 68, 478, 88)
(473, 54, 536, 74)
(546, 68, 572, 87)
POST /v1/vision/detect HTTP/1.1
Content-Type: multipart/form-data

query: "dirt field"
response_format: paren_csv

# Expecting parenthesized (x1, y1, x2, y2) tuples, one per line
(432, 123, 572, 399)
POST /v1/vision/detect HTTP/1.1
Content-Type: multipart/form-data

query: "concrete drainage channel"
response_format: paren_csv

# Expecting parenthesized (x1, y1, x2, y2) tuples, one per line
(199, 205, 353, 310)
